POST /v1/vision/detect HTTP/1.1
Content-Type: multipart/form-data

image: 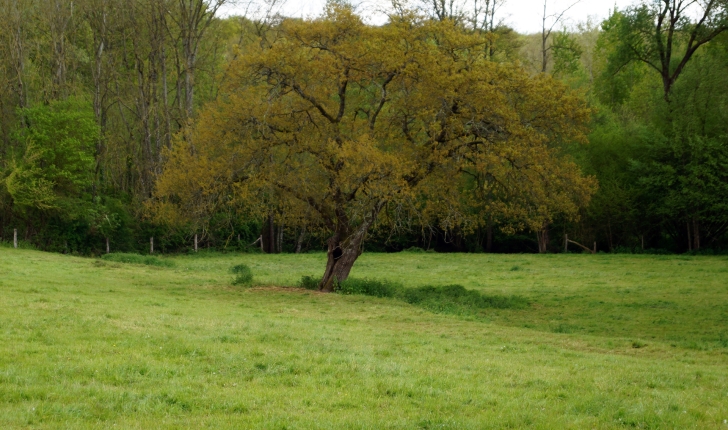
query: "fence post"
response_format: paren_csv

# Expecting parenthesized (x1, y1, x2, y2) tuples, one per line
(14, 229, 18, 249)
(106, 237, 110, 254)
(150, 237, 154, 254)
(593, 241, 597, 254)
(564, 234, 568, 253)
(194, 234, 198, 252)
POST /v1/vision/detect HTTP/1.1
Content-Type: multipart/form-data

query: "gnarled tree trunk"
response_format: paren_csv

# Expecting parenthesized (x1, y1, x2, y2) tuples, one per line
(318, 204, 383, 292)
(319, 228, 367, 292)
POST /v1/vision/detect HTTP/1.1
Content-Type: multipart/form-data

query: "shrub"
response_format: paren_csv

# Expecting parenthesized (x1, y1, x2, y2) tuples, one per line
(298, 275, 320, 290)
(230, 264, 254, 286)
(101, 253, 175, 267)
(338, 278, 400, 298)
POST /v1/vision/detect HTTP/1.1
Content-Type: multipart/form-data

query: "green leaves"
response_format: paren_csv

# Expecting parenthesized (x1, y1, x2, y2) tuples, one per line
(5, 98, 99, 216)
(552, 31, 583, 77)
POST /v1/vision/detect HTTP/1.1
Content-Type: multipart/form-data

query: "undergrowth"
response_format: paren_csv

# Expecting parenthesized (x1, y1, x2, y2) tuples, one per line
(298, 275, 320, 290)
(338, 278, 400, 298)
(101, 252, 175, 267)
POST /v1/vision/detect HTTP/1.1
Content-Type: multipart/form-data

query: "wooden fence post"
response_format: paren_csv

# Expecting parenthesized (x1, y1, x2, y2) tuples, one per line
(150, 237, 154, 254)
(106, 237, 110, 254)
(593, 242, 597, 254)
(564, 234, 568, 253)
(194, 234, 198, 252)
(14, 229, 18, 249)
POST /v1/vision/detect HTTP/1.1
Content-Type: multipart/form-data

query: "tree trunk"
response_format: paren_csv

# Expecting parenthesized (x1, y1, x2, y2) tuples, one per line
(607, 218, 613, 252)
(268, 213, 275, 253)
(277, 221, 284, 253)
(541, 0, 548, 73)
(485, 220, 493, 252)
(317, 202, 383, 292)
(536, 222, 549, 253)
(692, 216, 700, 251)
(295, 226, 306, 254)
(319, 229, 367, 292)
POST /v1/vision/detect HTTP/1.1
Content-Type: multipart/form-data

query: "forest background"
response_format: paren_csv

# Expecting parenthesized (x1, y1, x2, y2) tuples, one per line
(1, 0, 727, 256)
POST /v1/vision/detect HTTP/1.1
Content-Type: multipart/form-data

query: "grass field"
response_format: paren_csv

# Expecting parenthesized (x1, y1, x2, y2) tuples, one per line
(1, 248, 727, 428)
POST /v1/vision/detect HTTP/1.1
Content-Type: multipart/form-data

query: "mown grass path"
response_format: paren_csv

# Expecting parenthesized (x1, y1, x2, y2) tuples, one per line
(1, 248, 727, 428)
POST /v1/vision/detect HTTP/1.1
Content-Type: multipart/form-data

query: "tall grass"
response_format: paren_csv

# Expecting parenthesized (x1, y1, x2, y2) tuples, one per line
(335, 278, 528, 316)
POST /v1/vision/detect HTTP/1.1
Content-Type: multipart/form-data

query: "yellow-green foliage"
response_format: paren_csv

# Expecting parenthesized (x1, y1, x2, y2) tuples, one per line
(154, 6, 596, 243)
(1, 248, 727, 428)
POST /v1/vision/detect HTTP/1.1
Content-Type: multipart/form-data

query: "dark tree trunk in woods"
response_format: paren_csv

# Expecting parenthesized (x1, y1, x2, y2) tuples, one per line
(692, 217, 700, 251)
(485, 221, 493, 252)
(277, 221, 284, 253)
(260, 213, 275, 253)
(295, 227, 306, 254)
(268, 213, 275, 253)
(536, 222, 550, 253)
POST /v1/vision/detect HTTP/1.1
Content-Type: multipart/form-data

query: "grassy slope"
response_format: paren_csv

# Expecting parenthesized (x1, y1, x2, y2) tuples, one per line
(176, 251, 728, 349)
(0, 249, 726, 428)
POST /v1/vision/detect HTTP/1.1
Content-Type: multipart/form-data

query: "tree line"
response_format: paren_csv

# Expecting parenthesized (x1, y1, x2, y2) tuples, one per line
(1, 0, 727, 262)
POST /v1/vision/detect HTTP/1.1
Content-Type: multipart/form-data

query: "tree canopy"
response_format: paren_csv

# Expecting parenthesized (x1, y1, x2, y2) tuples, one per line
(1, 0, 727, 256)
(155, 6, 595, 289)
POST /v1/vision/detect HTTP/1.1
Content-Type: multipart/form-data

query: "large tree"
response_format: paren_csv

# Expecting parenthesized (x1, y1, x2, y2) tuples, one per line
(155, 6, 594, 290)
(602, 0, 728, 101)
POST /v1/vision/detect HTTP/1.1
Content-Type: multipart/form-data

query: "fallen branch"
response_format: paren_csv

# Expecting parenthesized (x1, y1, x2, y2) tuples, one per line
(565, 234, 595, 254)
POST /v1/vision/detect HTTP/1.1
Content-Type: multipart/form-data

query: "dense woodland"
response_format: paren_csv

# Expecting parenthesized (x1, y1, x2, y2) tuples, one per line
(1, 0, 727, 259)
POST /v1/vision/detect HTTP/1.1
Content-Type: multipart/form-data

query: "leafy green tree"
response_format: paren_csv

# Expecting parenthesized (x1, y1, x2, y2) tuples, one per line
(633, 134, 728, 251)
(588, 23, 728, 251)
(4, 98, 98, 218)
(601, 1, 728, 101)
(551, 30, 583, 77)
(155, 7, 595, 289)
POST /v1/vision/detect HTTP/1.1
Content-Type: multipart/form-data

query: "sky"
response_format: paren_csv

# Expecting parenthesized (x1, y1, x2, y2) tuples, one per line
(220, 0, 637, 33)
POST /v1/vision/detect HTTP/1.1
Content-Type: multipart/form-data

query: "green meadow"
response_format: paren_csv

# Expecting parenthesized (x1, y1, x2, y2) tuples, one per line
(1, 248, 727, 428)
